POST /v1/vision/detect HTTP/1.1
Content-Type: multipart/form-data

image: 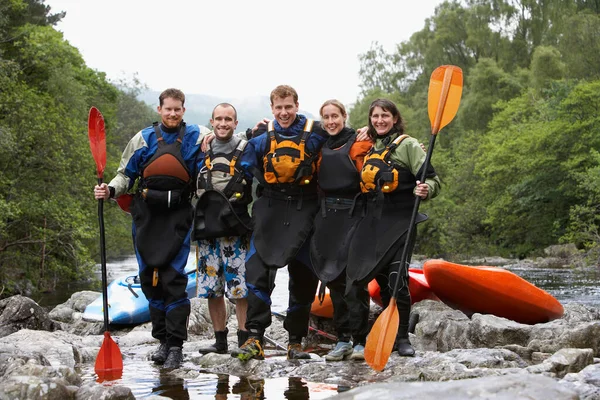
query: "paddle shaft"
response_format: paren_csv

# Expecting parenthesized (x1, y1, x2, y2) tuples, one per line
(271, 311, 338, 341)
(390, 66, 454, 297)
(97, 177, 110, 333)
(390, 134, 437, 297)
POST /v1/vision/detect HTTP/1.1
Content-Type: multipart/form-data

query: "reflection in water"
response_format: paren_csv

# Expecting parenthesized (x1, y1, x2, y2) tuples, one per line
(135, 371, 336, 399)
(152, 370, 189, 399)
(284, 377, 309, 400)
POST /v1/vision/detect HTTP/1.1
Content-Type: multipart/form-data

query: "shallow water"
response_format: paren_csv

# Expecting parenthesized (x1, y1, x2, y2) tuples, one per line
(39, 255, 600, 399)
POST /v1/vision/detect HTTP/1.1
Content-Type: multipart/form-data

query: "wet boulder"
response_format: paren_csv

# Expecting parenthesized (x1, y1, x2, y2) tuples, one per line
(0, 295, 60, 338)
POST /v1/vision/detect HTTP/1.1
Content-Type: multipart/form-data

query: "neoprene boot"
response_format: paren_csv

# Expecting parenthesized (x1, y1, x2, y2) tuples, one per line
(198, 328, 228, 355)
(396, 306, 415, 357)
(237, 329, 249, 348)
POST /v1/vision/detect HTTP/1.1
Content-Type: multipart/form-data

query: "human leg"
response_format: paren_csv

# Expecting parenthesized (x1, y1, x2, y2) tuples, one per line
(286, 255, 319, 360)
(197, 239, 229, 354)
(231, 240, 275, 361)
(221, 234, 250, 347)
(324, 274, 353, 361)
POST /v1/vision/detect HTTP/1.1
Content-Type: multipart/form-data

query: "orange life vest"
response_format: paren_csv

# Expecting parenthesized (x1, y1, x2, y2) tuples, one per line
(360, 134, 409, 193)
(262, 119, 316, 185)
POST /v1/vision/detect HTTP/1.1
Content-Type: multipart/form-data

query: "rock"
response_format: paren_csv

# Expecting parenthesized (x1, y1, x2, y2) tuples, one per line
(334, 373, 579, 399)
(0, 295, 60, 338)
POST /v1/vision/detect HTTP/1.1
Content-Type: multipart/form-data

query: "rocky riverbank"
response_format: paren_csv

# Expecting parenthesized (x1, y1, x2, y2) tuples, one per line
(0, 290, 599, 399)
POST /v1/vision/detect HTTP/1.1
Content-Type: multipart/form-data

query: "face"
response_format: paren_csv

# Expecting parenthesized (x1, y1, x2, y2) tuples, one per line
(370, 106, 398, 136)
(157, 97, 185, 129)
(320, 104, 346, 136)
(271, 95, 298, 129)
(210, 105, 238, 140)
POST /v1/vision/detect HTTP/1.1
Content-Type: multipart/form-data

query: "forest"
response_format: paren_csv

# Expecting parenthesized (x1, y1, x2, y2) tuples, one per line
(1, 0, 599, 297)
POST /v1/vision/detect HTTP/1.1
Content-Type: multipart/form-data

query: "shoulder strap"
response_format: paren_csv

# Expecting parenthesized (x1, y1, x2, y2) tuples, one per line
(152, 122, 163, 142)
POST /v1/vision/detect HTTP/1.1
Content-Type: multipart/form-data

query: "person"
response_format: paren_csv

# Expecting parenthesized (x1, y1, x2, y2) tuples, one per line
(193, 103, 252, 355)
(230, 85, 329, 361)
(346, 98, 441, 357)
(94, 88, 210, 369)
(309, 99, 372, 361)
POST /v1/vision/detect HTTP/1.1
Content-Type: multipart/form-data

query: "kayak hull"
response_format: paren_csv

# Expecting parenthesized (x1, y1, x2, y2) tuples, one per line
(423, 259, 564, 324)
(311, 269, 439, 318)
(367, 268, 439, 307)
(83, 262, 198, 325)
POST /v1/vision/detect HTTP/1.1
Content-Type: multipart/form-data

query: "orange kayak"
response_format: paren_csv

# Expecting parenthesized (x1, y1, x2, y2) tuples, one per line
(423, 259, 564, 324)
(311, 269, 439, 318)
(368, 268, 439, 307)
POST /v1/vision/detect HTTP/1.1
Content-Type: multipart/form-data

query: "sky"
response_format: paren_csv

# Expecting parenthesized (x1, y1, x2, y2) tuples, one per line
(45, 0, 445, 116)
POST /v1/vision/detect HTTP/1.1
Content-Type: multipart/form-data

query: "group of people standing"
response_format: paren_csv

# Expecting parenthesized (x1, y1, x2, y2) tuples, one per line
(93, 85, 440, 369)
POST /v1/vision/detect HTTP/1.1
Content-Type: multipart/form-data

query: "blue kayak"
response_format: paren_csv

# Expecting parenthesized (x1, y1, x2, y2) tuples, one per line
(82, 257, 198, 325)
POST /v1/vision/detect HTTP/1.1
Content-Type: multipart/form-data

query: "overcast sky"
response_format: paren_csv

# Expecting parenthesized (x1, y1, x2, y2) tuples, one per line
(46, 0, 444, 116)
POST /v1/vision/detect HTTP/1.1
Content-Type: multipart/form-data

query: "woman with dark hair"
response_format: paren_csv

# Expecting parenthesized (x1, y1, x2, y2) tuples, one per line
(310, 99, 372, 361)
(346, 98, 441, 357)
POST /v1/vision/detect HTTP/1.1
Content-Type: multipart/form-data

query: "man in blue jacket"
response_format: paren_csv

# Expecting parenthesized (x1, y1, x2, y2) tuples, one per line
(94, 88, 210, 369)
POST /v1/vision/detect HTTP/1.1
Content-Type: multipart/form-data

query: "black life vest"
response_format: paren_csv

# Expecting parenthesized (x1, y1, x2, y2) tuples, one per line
(318, 134, 361, 195)
(139, 122, 192, 208)
(262, 119, 317, 186)
(360, 134, 411, 194)
(196, 137, 250, 203)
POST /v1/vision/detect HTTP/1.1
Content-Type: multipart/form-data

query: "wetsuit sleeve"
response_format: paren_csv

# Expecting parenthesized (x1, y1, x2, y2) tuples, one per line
(392, 138, 441, 200)
(197, 125, 213, 143)
(349, 140, 372, 172)
(107, 130, 147, 197)
(240, 134, 267, 180)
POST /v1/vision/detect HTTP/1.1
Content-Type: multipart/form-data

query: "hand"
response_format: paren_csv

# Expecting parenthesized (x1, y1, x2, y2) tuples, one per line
(252, 118, 270, 135)
(420, 142, 426, 152)
(356, 126, 370, 142)
(201, 132, 215, 152)
(94, 183, 110, 201)
(415, 180, 429, 199)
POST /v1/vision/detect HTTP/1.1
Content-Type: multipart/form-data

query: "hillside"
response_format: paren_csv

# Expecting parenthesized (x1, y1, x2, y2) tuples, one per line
(138, 90, 317, 132)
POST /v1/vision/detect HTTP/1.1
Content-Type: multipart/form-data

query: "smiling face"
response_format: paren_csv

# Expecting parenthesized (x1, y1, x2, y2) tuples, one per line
(210, 104, 238, 141)
(271, 95, 298, 129)
(320, 103, 346, 136)
(157, 97, 185, 129)
(369, 106, 398, 136)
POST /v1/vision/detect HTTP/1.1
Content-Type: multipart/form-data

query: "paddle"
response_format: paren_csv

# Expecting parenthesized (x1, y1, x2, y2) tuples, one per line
(271, 310, 338, 341)
(365, 65, 463, 371)
(88, 106, 123, 381)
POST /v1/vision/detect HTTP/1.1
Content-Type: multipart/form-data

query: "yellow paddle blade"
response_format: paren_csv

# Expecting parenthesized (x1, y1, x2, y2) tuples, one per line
(365, 299, 399, 371)
(428, 65, 463, 135)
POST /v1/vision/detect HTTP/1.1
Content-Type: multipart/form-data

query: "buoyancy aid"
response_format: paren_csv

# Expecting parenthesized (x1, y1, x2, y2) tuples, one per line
(360, 134, 411, 194)
(192, 137, 252, 240)
(318, 133, 360, 195)
(196, 138, 250, 202)
(262, 119, 317, 186)
(140, 122, 192, 208)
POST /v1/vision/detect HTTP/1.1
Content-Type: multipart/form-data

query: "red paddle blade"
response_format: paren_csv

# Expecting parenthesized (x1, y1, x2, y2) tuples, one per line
(365, 299, 399, 371)
(95, 331, 123, 382)
(88, 107, 106, 179)
(428, 65, 463, 135)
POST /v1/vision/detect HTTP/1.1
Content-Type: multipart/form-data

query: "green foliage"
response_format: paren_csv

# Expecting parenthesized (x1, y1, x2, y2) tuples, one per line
(353, 0, 600, 260)
(0, 0, 151, 297)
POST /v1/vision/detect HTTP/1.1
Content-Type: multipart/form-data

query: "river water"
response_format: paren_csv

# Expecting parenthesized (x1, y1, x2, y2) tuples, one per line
(37, 255, 600, 399)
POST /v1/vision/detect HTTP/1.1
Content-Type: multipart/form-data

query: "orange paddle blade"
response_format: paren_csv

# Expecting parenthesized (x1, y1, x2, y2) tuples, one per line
(428, 65, 463, 135)
(365, 299, 399, 371)
(88, 106, 106, 179)
(95, 331, 123, 381)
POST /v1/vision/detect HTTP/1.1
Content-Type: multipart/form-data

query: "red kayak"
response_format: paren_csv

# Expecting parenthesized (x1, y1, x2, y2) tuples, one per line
(423, 259, 564, 324)
(368, 268, 440, 307)
(311, 268, 439, 318)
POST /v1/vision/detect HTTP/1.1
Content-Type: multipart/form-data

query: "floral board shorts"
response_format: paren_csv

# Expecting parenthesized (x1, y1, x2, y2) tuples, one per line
(196, 234, 249, 299)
